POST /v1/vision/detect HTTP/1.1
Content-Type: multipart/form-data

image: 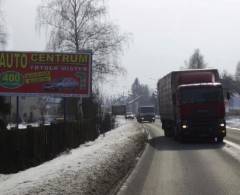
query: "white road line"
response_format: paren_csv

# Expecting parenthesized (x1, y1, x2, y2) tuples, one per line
(224, 140, 240, 151)
(227, 126, 240, 131)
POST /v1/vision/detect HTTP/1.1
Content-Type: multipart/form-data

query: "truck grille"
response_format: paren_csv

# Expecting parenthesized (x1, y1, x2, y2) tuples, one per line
(190, 119, 217, 128)
(192, 109, 216, 118)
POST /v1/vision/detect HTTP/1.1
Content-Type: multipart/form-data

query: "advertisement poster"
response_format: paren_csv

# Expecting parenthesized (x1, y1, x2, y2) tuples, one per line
(0, 51, 92, 97)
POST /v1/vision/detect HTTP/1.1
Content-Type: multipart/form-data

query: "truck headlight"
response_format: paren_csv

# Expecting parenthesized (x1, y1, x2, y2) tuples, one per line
(219, 123, 225, 127)
(218, 119, 226, 127)
(181, 121, 188, 129)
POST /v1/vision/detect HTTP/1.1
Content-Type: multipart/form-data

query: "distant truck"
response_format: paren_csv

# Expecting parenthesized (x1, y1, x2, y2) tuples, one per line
(157, 69, 226, 142)
(112, 105, 126, 115)
(137, 106, 155, 123)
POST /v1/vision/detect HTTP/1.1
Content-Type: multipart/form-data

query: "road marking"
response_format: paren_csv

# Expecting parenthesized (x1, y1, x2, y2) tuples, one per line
(227, 126, 240, 131)
(224, 140, 240, 151)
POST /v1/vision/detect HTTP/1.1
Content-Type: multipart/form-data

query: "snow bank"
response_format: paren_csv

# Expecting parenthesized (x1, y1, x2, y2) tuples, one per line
(114, 116, 128, 128)
(0, 119, 146, 195)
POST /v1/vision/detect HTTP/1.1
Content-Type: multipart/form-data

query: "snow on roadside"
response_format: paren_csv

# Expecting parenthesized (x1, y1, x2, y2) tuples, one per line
(226, 116, 240, 129)
(114, 116, 128, 127)
(0, 118, 146, 195)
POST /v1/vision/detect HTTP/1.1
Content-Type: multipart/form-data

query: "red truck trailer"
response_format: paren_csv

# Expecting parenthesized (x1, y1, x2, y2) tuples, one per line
(157, 69, 226, 142)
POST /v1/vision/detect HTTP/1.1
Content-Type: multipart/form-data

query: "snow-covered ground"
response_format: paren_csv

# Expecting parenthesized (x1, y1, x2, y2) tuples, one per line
(0, 117, 146, 195)
(226, 116, 240, 129)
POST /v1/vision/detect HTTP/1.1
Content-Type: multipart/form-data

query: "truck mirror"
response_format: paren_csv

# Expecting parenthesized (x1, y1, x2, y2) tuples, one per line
(226, 92, 230, 100)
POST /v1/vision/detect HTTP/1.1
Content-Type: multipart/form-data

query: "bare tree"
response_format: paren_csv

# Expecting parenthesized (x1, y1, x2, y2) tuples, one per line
(0, 0, 7, 49)
(37, 0, 129, 80)
(38, 97, 48, 124)
(185, 49, 207, 69)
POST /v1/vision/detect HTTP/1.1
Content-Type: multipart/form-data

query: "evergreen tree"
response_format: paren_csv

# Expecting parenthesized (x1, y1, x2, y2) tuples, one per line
(130, 78, 151, 106)
(185, 49, 207, 69)
(235, 61, 240, 81)
(131, 78, 141, 97)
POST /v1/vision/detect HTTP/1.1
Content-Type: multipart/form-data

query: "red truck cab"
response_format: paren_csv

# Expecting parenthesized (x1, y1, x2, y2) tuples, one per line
(175, 83, 226, 141)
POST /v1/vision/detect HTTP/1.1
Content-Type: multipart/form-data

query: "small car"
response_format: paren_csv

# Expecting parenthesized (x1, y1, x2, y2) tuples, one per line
(125, 112, 135, 119)
(44, 78, 79, 91)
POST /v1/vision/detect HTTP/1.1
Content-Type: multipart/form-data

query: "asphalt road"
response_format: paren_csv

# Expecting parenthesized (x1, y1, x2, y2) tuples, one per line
(117, 121, 240, 195)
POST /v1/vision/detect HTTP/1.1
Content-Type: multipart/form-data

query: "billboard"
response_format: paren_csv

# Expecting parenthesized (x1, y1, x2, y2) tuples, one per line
(0, 51, 92, 97)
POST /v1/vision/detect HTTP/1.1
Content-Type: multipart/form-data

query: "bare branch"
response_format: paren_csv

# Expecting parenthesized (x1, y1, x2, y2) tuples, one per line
(36, 0, 129, 79)
(0, 0, 7, 49)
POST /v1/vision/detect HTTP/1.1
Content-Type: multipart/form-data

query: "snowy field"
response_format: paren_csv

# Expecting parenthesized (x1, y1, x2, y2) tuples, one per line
(0, 117, 146, 195)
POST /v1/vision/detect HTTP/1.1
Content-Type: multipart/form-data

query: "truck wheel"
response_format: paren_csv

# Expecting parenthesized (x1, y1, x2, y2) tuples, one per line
(174, 133, 181, 141)
(217, 137, 223, 143)
(164, 130, 170, 137)
(0, 120, 6, 130)
(174, 127, 183, 141)
(162, 121, 165, 130)
(174, 134, 178, 141)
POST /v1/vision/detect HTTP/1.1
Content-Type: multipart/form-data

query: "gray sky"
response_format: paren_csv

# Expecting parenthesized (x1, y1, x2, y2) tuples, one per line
(4, 0, 240, 95)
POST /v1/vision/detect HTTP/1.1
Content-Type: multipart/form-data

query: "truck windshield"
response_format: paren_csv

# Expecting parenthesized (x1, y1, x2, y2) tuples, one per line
(140, 107, 155, 113)
(179, 87, 223, 104)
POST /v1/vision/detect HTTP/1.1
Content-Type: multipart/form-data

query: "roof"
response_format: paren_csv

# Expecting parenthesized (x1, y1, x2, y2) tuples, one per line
(177, 82, 222, 89)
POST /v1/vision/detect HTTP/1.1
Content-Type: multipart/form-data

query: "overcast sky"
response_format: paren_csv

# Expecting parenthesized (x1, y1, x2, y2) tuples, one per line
(4, 0, 240, 95)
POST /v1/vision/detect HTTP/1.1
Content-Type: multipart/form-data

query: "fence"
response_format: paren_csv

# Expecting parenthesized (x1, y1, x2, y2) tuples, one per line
(0, 115, 115, 173)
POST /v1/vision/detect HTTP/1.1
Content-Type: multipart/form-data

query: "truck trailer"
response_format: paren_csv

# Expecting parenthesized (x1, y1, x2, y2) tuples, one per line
(157, 69, 226, 142)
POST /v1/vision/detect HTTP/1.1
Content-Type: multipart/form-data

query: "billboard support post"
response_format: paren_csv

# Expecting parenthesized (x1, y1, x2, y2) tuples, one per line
(79, 97, 83, 122)
(16, 96, 19, 129)
(63, 97, 66, 124)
